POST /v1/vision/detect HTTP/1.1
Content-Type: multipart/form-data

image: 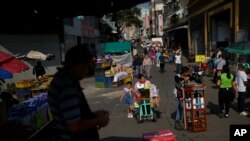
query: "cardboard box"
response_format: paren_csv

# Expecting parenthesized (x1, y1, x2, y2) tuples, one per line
(143, 130, 175, 141)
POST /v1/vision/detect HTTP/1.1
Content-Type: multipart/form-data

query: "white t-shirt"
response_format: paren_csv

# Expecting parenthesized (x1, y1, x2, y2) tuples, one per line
(236, 70, 248, 92)
(215, 58, 226, 70)
(133, 48, 137, 56)
(175, 55, 182, 64)
(216, 50, 222, 58)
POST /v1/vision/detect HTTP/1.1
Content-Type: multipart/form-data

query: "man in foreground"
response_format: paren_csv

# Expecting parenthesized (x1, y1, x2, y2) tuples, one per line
(48, 44, 109, 141)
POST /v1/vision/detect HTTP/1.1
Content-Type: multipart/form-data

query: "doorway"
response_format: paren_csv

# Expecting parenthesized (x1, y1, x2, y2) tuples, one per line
(210, 9, 231, 51)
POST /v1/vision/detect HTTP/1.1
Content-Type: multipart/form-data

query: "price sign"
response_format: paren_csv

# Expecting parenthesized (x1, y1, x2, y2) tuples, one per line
(195, 55, 206, 62)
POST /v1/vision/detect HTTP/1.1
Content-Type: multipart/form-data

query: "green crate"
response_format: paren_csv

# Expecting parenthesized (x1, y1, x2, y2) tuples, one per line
(95, 82, 104, 88)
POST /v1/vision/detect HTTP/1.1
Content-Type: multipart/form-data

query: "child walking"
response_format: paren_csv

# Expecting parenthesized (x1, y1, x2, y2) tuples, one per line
(120, 81, 135, 118)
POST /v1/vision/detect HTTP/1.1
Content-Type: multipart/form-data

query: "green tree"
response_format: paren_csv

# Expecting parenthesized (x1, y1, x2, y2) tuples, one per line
(115, 7, 142, 35)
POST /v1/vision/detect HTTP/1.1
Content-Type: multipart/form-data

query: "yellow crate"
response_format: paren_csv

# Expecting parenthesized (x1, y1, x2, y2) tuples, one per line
(126, 67, 133, 74)
(124, 76, 132, 84)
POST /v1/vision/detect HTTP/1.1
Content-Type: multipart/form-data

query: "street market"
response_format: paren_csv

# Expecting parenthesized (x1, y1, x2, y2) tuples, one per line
(0, 0, 250, 141)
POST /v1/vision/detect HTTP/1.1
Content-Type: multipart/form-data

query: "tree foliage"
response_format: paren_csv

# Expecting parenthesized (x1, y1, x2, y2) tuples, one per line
(115, 7, 142, 35)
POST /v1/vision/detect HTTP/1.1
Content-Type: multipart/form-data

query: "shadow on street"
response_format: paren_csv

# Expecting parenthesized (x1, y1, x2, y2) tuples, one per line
(101, 136, 141, 141)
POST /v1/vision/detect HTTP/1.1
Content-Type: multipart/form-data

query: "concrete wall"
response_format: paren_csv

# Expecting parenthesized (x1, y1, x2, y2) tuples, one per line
(190, 13, 205, 55)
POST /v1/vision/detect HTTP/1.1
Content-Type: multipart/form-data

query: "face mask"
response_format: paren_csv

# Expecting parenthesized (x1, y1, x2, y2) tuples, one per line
(140, 80, 145, 83)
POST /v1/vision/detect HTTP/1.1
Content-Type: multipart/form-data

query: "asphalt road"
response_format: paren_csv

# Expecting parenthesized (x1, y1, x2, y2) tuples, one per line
(84, 61, 250, 141)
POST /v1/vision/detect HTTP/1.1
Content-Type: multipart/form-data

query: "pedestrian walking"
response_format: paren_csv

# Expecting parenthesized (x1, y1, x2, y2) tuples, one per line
(213, 55, 226, 83)
(175, 52, 182, 74)
(120, 81, 136, 118)
(143, 54, 152, 79)
(159, 52, 165, 73)
(48, 44, 109, 141)
(217, 66, 237, 118)
(133, 54, 143, 77)
(236, 63, 249, 116)
(174, 66, 191, 129)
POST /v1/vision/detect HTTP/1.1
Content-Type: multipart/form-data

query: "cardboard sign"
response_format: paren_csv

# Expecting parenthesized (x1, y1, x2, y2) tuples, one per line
(195, 55, 206, 62)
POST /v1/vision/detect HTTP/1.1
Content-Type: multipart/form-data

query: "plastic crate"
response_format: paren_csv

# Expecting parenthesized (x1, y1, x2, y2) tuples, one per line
(95, 82, 104, 88)
(104, 77, 113, 88)
(104, 76, 113, 83)
(16, 88, 32, 102)
(124, 76, 132, 84)
(112, 79, 124, 87)
(95, 76, 105, 82)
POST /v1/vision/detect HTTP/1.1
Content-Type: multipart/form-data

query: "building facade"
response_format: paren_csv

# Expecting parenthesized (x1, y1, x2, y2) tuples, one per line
(163, 0, 189, 55)
(188, 0, 250, 57)
(150, 0, 164, 37)
(141, 8, 150, 37)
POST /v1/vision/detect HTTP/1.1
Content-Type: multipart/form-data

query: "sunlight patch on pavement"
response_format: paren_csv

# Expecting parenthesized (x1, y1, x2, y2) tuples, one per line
(97, 90, 123, 99)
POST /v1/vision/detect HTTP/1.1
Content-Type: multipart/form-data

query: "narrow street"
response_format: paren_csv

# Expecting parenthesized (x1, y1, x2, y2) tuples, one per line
(84, 59, 250, 141)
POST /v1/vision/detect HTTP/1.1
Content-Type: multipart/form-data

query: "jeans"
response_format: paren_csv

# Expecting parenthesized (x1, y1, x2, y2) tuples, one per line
(144, 65, 151, 78)
(135, 65, 141, 76)
(237, 92, 246, 113)
(218, 88, 234, 114)
(176, 101, 183, 121)
(160, 62, 165, 72)
(176, 64, 182, 74)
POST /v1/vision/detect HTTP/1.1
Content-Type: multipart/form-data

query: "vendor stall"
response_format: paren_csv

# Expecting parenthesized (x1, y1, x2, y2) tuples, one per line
(0, 75, 53, 141)
(94, 41, 134, 88)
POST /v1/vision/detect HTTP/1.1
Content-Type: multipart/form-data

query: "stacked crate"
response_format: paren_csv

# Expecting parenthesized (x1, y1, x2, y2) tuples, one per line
(94, 66, 110, 88)
(124, 75, 132, 84)
(104, 76, 113, 88)
(15, 87, 32, 102)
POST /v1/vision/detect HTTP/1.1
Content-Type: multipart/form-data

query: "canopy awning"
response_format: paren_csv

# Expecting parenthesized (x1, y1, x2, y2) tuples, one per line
(102, 41, 132, 53)
(0, 51, 29, 73)
(165, 25, 188, 32)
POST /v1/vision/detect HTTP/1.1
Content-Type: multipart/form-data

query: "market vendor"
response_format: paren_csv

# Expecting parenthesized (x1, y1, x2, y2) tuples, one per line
(112, 63, 129, 82)
(33, 61, 46, 78)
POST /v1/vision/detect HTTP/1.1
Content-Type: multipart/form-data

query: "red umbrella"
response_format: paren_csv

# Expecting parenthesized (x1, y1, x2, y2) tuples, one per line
(0, 51, 13, 63)
(0, 51, 29, 73)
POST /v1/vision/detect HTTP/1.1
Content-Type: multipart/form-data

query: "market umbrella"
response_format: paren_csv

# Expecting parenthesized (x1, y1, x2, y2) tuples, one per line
(26, 50, 55, 61)
(224, 41, 250, 55)
(0, 51, 13, 63)
(26, 50, 47, 60)
(0, 68, 13, 79)
(0, 51, 29, 73)
(224, 41, 250, 71)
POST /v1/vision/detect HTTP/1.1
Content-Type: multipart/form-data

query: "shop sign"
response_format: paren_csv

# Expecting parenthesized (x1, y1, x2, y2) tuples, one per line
(195, 55, 206, 62)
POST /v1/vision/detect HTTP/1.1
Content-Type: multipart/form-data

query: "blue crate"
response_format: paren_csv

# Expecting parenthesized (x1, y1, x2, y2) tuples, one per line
(104, 77, 113, 83)
(104, 77, 113, 88)
(95, 76, 105, 82)
(16, 88, 32, 96)
(94, 68, 106, 76)
(104, 82, 112, 88)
